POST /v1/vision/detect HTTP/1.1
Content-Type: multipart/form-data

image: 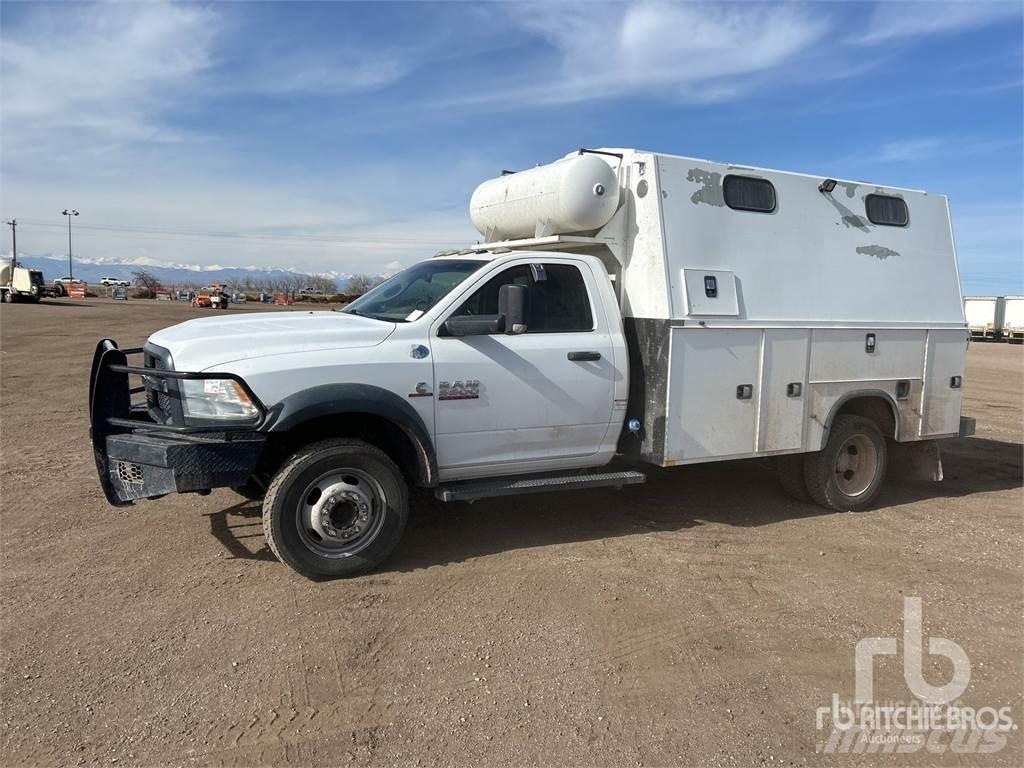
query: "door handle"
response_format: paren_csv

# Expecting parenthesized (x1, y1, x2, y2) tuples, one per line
(568, 351, 602, 362)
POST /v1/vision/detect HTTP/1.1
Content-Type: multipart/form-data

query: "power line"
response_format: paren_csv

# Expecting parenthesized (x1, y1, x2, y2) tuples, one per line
(16, 219, 463, 247)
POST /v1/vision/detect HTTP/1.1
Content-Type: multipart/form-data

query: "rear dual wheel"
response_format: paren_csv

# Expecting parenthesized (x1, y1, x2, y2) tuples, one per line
(262, 439, 408, 579)
(776, 415, 887, 511)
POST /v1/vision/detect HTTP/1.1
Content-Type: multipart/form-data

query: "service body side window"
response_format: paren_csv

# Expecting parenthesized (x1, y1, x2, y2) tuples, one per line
(452, 263, 594, 333)
(865, 194, 909, 227)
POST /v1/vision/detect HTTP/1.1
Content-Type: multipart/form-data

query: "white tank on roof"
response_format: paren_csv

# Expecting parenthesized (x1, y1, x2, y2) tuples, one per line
(470, 153, 619, 241)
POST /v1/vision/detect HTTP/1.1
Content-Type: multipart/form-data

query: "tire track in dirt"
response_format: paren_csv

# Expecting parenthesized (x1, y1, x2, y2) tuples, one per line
(178, 572, 468, 761)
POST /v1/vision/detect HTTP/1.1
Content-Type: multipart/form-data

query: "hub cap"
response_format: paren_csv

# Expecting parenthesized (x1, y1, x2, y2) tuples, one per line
(834, 434, 879, 497)
(296, 469, 386, 558)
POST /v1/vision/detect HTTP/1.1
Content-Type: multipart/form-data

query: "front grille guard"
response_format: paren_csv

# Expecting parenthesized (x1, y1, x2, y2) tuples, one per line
(89, 339, 267, 507)
(89, 339, 267, 438)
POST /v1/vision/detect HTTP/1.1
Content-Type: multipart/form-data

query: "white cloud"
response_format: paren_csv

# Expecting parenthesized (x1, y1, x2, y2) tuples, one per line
(1, 1, 217, 157)
(853, 0, 1022, 45)
(876, 137, 947, 163)
(224, 42, 424, 96)
(445, 1, 830, 107)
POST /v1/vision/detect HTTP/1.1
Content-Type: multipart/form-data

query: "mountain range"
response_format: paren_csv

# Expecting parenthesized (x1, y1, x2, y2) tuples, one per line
(5, 254, 379, 292)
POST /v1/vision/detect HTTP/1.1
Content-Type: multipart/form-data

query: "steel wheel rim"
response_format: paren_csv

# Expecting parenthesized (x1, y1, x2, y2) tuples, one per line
(834, 434, 879, 497)
(295, 468, 386, 558)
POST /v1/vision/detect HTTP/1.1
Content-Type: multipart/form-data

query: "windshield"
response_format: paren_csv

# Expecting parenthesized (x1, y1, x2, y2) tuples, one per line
(340, 259, 485, 322)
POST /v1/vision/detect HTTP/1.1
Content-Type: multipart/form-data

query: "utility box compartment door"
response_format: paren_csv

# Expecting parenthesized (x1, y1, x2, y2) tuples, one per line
(683, 269, 740, 316)
(758, 329, 810, 452)
(665, 329, 760, 462)
(921, 330, 967, 437)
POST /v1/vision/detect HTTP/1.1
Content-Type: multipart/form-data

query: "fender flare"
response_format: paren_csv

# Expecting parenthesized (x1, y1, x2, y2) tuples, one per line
(261, 383, 438, 487)
(819, 388, 901, 449)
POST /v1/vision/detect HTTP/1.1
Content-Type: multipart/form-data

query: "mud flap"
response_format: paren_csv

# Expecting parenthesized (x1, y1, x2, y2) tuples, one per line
(891, 440, 944, 483)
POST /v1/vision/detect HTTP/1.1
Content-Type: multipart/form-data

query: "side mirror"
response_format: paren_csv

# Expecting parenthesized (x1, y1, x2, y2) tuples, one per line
(499, 284, 529, 335)
(444, 314, 505, 337)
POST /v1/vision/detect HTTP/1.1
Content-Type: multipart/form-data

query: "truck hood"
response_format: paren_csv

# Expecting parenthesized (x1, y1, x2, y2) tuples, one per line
(148, 311, 396, 371)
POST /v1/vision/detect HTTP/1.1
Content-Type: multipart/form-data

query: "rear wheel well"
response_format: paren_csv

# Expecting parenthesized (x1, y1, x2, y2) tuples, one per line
(832, 395, 897, 442)
(258, 413, 427, 488)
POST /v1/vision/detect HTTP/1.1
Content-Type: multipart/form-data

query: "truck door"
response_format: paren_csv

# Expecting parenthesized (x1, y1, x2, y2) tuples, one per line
(430, 259, 615, 475)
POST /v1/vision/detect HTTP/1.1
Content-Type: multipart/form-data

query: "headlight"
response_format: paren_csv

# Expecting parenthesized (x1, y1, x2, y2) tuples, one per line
(181, 378, 258, 422)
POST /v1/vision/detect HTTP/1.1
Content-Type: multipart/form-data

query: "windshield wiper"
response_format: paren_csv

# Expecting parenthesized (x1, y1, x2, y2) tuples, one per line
(342, 308, 388, 322)
(341, 308, 409, 323)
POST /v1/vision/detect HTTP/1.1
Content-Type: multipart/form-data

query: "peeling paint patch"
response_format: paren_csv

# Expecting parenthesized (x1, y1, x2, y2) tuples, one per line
(856, 245, 900, 260)
(825, 194, 870, 232)
(835, 181, 858, 199)
(687, 168, 724, 207)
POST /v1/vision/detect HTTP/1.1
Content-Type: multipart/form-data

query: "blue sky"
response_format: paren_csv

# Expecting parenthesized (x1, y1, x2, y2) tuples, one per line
(1, 0, 1021, 292)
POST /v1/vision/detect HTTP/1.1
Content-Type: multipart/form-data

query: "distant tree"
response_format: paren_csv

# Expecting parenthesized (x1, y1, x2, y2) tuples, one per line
(346, 273, 380, 297)
(306, 273, 337, 295)
(132, 269, 162, 298)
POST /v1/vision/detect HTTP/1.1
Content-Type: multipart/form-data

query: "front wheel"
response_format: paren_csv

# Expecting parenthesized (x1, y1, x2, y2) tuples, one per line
(804, 414, 887, 511)
(262, 439, 408, 578)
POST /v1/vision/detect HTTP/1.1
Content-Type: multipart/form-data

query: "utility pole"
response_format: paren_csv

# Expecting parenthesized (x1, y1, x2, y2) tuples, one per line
(62, 209, 79, 280)
(4, 219, 15, 268)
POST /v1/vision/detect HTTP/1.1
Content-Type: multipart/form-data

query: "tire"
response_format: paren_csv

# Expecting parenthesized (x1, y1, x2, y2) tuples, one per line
(776, 453, 811, 502)
(2, 290, 11, 303)
(262, 439, 408, 578)
(804, 414, 887, 511)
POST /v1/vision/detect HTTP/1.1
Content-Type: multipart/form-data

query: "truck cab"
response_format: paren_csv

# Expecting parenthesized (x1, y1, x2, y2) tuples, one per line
(89, 147, 973, 579)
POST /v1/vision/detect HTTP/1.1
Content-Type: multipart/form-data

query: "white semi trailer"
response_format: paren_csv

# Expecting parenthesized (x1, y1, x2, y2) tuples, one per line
(964, 296, 1006, 341)
(89, 148, 974, 578)
(1002, 297, 1024, 344)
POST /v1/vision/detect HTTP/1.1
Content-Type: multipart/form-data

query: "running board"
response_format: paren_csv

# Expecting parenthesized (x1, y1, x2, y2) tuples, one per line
(435, 470, 646, 503)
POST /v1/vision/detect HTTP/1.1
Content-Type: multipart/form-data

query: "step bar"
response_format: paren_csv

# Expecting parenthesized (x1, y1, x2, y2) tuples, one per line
(435, 469, 646, 503)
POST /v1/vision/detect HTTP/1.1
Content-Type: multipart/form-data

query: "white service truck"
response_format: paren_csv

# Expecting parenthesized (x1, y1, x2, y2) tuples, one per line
(89, 148, 974, 578)
(1, 260, 45, 303)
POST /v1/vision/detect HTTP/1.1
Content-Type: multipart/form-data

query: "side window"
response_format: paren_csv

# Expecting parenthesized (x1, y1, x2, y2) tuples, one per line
(450, 263, 594, 333)
(723, 174, 776, 213)
(865, 194, 909, 227)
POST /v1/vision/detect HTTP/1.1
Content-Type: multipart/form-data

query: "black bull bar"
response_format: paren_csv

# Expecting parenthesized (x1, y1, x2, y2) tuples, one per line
(89, 339, 266, 506)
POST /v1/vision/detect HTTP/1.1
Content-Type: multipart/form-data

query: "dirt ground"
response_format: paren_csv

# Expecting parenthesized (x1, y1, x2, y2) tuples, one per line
(1, 298, 1022, 767)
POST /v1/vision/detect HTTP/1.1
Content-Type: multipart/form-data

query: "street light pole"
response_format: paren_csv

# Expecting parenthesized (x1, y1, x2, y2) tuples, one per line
(62, 209, 79, 280)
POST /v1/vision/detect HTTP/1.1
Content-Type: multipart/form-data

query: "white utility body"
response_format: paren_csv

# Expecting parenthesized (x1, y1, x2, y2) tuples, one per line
(90, 147, 974, 578)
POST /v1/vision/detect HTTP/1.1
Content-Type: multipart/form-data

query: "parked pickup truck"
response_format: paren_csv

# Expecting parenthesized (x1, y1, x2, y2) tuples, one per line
(89, 148, 974, 578)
